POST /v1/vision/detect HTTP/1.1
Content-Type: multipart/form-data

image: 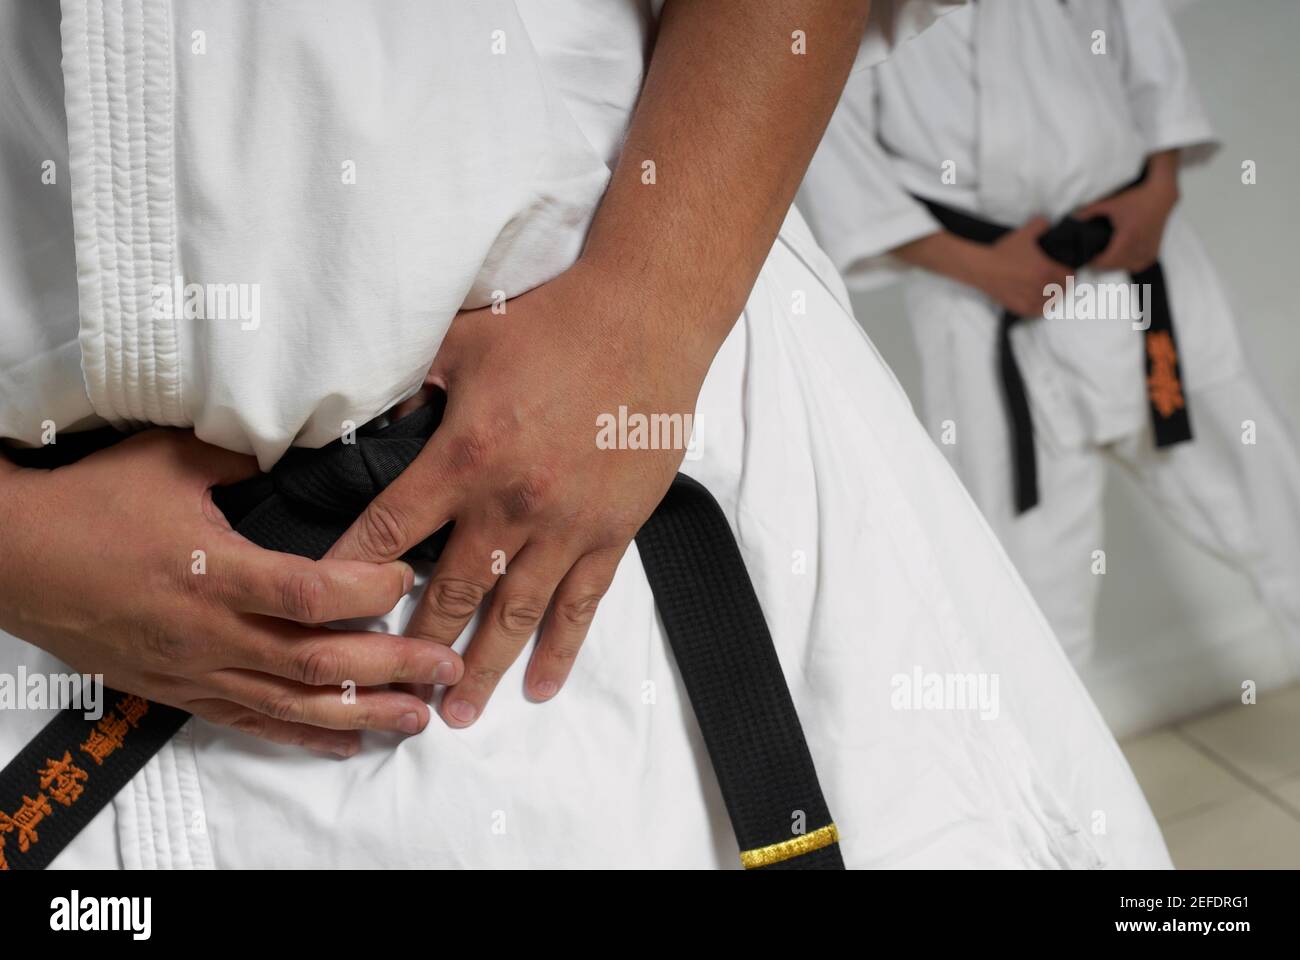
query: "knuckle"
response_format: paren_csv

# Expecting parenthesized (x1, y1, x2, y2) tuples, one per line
(343, 708, 376, 731)
(539, 641, 581, 665)
(556, 593, 602, 628)
(294, 644, 343, 686)
(187, 560, 243, 613)
(281, 569, 329, 622)
(184, 697, 234, 723)
(496, 595, 546, 635)
(228, 713, 269, 739)
(499, 470, 552, 522)
(355, 501, 410, 558)
(446, 427, 496, 475)
(390, 646, 424, 683)
(430, 576, 487, 620)
(257, 690, 305, 723)
(368, 635, 417, 681)
(467, 664, 504, 687)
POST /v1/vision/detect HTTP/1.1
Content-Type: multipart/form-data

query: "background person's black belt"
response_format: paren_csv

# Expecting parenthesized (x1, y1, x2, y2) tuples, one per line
(0, 399, 842, 870)
(914, 191, 1193, 514)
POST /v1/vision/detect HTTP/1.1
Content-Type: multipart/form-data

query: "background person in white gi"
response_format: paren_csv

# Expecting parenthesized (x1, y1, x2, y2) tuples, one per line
(800, 0, 1300, 667)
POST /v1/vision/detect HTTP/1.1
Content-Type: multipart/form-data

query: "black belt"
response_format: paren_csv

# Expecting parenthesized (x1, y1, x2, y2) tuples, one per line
(915, 188, 1193, 513)
(0, 399, 842, 870)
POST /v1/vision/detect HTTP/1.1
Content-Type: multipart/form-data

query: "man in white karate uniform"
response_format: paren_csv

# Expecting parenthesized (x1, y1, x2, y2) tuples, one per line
(0, 0, 1172, 868)
(801, 0, 1300, 666)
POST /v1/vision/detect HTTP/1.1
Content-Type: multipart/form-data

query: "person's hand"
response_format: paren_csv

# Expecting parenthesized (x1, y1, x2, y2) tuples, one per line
(1075, 170, 1179, 273)
(0, 430, 464, 756)
(975, 217, 1072, 318)
(327, 259, 706, 727)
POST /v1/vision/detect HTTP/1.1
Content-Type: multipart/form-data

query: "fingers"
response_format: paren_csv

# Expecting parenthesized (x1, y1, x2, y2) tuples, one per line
(405, 525, 524, 646)
(187, 699, 362, 758)
(393, 681, 437, 703)
(98, 428, 261, 487)
(388, 385, 435, 421)
(1088, 246, 1124, 273)
(1008, 254, 1069, 319)
(1018, 215, 1051, 240)
(221, 541, 416, 623)
(234, 622, 464, 688)
(525, 548, 622, 702)
(441, 545, 571, 728)
(1072, 200, 1137, 272)
(209, 668, 433, 734)
(325, 436, 460, 564)
(1074, 199, 1112, 222)
(1089, 231, 1138, 273)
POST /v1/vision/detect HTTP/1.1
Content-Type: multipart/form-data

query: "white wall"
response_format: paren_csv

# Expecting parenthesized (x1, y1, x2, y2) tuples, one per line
(842, 0, 1300, 736)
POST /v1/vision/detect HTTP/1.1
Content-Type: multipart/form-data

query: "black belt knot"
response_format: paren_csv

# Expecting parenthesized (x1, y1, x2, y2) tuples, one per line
(1, 397, 843, 870)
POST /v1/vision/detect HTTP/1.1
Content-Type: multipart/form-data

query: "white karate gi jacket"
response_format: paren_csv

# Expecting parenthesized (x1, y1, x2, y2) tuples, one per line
(0, 0, 1171, 869)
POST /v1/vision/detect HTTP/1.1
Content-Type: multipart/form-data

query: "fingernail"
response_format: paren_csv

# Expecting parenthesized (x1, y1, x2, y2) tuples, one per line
(400, 563, 416, 593)
(398, 711, 421, 735)
(447, 699, 477, 726)
(534, 680, 558, 700)
(434, 661, 457, 685)
(332, 743, 358, 759)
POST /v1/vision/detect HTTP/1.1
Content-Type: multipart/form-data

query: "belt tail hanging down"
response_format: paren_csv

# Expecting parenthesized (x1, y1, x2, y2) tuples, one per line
(0, 403, 842, 870)
(915, 192, 1192, 514)
(636, 475, 843, 869)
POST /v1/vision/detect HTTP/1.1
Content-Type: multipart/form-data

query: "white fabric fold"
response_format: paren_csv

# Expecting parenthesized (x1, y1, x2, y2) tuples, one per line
(60, 0, 186, 430)
(118, 724, 213, 870)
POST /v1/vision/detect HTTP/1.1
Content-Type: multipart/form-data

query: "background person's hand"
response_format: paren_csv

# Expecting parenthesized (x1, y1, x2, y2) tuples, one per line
(327, 260, 702, 727)
(976, 217, 1073, 317)
(1075, 150, 1181, 273)
(0, 430, 463, 756)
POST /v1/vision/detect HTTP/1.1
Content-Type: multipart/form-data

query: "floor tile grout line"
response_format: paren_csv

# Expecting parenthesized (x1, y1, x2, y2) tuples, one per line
(1156, 795, 1251, 829)
(1171, 725, 1300, 827)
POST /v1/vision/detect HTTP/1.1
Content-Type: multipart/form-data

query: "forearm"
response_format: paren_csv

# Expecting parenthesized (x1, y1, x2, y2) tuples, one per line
(1144, 147, 1181, 202)
(894, 230, 995, 288)
(579, 0, 871, 374)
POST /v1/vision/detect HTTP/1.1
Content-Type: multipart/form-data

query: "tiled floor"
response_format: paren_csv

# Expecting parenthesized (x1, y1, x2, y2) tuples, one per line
(1121, 683, 1300, 868)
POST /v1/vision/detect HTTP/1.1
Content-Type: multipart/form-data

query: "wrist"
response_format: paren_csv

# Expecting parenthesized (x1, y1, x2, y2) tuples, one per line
(570, 253, 730, 391)
(0, 466, 40, 629)
(1144, 152, 1181, 206)
(949, 241, 1003, 293)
